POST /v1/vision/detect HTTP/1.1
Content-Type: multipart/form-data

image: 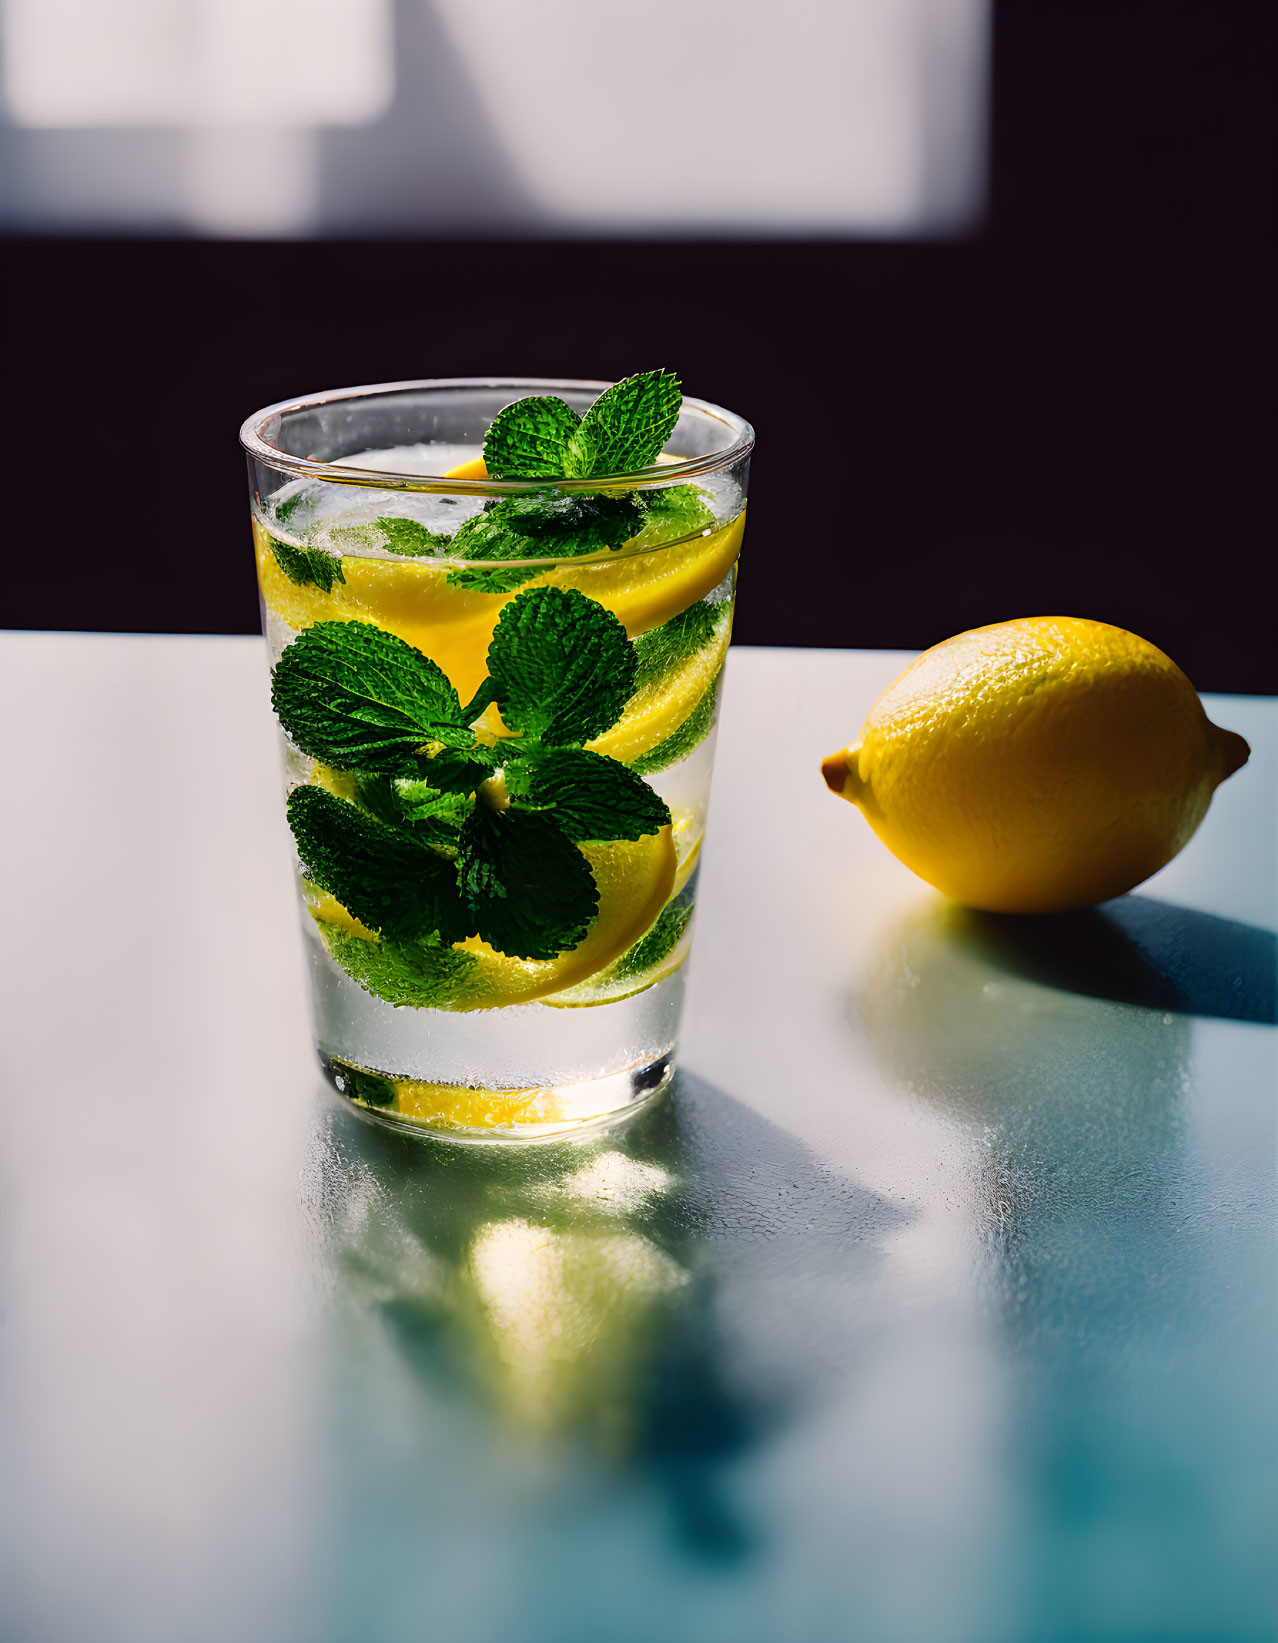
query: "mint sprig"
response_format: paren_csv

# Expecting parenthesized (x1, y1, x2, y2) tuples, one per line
(271, 586, 672, 966)
(482, 370, 682, 480)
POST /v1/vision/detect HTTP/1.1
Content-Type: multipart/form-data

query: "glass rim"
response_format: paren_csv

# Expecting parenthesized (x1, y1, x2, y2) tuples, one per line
(239, 376, 755, 494)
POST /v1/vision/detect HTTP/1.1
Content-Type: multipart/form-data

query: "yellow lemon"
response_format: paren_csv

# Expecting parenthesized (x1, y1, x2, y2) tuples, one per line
(821, 617, 1250, 913)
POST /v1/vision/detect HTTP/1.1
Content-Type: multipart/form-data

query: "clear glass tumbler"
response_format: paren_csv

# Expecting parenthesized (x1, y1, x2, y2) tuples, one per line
(240, 378, 752, 1141)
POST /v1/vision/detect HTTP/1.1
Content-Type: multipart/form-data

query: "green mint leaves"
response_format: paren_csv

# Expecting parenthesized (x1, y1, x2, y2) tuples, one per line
(319, 927, 479, 1010)
(484, 396, 583, 479)
(271, 586, 672, 967)
(523, 749, 671, 843)
(444, 491, 650, 594)
(563, 370, 684, 478)
(288, 786, 469, 944)
(482, 370, 683, 480)
(459, 806, 599, 961)
(485, 585, 635, 745)
(267, 531, 346, 594)
(632, 599, 721, 692)
(375, 516, 453, 556)
(635, 483, 716, 543)
(271, 623, 474, 774)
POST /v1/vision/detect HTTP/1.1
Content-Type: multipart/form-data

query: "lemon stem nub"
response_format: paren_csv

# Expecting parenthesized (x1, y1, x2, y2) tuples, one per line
(822, 746, 868, 807)
(1214, 726, 1251, 782)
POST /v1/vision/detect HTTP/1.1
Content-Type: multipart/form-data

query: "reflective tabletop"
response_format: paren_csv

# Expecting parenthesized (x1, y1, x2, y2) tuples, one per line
(1, 635, 1273, 1643)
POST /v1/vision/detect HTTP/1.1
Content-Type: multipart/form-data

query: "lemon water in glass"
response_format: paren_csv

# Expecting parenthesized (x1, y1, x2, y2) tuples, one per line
(241, 376, 752, 1141)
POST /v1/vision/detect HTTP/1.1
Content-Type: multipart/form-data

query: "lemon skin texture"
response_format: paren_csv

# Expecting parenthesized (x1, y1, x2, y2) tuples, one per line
(821, 617, 1250, 914)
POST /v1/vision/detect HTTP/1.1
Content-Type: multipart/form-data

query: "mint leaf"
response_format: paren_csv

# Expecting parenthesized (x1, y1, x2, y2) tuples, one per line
(632, 599, 722, 692)
(523, 748, 670, 843)
(352, 772, 474, 848)
(350, 773, 408, 829)
(268, 532, 346, 595)
(487, 587, 635, 746)
(630, 667, 723, 776)
(638, 483, 716, 543)
(501, 491, 645, 549)
(444, 504, 543, 594)
(461, 676, 498, 721)
(563, 370, 682, 477)
(411, 748, 496, 794)
(375, 516, 452, 556)
(446, 562, 545, 595)
(459, 806, 597, 960)
(444, 491, 647, 593)
(320, 925, 478, 1008)
(274, 489, 313, 525)
(610, 876, 696, 980)
(288, 786, 468, 943)
(484, 395, 582, 479)
(392, 779, 475, 839)
(272, 622, 472, 774)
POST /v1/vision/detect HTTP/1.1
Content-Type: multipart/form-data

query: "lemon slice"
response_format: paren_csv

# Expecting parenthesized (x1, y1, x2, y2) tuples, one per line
(386, 1080, 575, 1132)
(255, 507, 743, 714)
(540, 810, 702, 1009)
(587, 609, 730, 766)
(304, 825, 677, 1011)
(443, 456, 489, 481)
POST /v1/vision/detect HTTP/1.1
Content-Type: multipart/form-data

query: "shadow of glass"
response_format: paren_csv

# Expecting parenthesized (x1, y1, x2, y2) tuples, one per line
(307, 1072, 906, 1569)
(953, 895, 1276, 1025)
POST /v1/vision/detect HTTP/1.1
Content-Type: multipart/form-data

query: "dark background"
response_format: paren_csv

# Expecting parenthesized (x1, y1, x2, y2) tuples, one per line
(5, 0, 1273, 690)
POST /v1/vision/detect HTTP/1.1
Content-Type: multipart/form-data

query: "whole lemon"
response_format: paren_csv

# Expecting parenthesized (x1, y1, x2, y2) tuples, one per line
(822, 617, 1250, 913)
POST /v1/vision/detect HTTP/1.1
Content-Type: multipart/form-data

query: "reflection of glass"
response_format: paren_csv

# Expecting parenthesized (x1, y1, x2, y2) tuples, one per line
(242, 380, 752, 1140)
(325, 1094, 712, 1451)
(312, 1074, 904, 1579)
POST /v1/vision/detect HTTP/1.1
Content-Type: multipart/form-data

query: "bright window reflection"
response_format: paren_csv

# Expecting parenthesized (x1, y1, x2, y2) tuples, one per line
(432, 0, 990, 233)
(0, 0, 987, 235)
(1, 0, 393, 126)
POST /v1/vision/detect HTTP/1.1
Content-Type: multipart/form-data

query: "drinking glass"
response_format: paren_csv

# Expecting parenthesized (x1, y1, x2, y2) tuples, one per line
(240, 378, 752, 1140)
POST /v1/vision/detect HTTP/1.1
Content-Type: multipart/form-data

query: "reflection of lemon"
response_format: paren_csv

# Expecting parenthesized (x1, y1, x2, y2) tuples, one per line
(305, 825, 677, 1009)
(822, 617, 1250, 914)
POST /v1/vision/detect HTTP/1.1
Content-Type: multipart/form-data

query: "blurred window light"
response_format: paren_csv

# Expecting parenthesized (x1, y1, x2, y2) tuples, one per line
(0, 0, 987, 236)
(0, 0, 393, 127)
(430, 0, 990, 234)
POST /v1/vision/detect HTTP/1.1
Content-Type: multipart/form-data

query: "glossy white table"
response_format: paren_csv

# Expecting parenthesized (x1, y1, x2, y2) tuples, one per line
(1, 634, 1273, 1643)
